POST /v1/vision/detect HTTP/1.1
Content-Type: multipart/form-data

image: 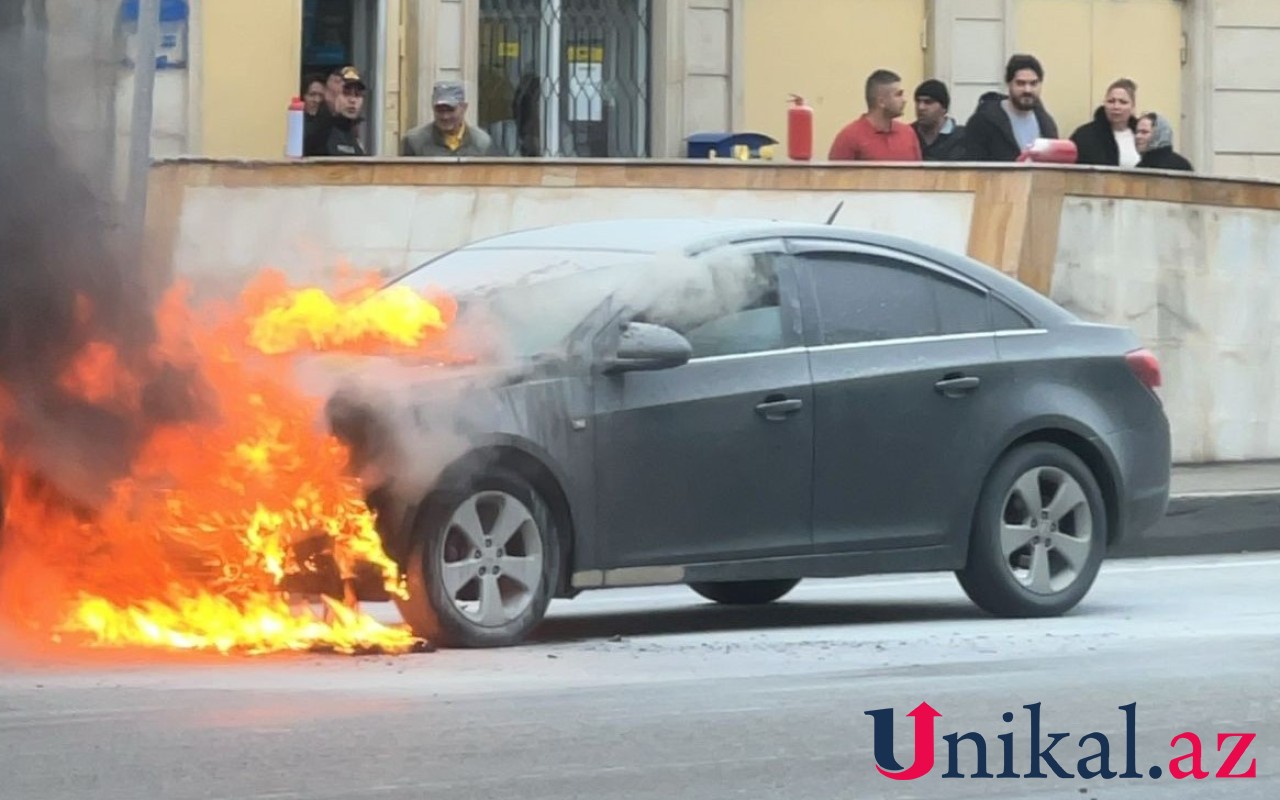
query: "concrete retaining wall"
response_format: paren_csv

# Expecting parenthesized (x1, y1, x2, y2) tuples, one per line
(144, 159, 1280, 464)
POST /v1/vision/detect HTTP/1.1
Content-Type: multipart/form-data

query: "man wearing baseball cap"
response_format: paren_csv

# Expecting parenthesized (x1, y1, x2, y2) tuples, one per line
(401, 80, 496, 157)
(912, 79, 966, 161)
(305, 65, 368, 156)
(321, 66, 368, 156)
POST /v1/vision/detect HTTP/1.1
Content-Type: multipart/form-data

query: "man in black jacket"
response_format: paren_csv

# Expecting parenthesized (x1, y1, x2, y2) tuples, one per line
(322, 66, 368, 157)
(912, 79, 966, 160)
(962, 54, 1059, 161)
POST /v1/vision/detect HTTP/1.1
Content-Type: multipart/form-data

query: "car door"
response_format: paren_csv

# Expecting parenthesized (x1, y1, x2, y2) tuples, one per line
(786, 239, 1005, 553)
(591, 241, 814, 568)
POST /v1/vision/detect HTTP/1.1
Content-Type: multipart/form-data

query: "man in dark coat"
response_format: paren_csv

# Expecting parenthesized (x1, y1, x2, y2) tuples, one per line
(911, 79, 966, 160)
(961, 54, 1059, 161)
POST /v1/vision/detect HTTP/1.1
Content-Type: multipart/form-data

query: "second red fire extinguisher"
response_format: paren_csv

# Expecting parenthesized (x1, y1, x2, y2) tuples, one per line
(787, 94, 814, 161)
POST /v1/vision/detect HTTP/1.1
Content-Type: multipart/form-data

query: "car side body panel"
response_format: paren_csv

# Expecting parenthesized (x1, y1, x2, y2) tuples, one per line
(342, 218, 1170, 602)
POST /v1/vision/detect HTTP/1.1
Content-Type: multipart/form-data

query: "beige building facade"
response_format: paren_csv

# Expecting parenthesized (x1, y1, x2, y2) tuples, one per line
(51, 0, 1280, 181)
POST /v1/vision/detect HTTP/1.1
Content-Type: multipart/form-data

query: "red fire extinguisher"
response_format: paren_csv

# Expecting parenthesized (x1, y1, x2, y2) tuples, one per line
(787, 94, 814, 161)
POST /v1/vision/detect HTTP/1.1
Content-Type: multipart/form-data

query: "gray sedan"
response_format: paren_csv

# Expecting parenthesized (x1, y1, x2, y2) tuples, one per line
(324, 217, 1172, 648)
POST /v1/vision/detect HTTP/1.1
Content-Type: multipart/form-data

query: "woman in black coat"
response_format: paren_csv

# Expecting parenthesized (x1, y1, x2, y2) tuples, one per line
(1136, 112, 1194, 171)
(1069, 78, 1141, 167)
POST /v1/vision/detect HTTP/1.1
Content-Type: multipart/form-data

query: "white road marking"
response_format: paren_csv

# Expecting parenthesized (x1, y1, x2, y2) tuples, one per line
(1173, 489, 1280, 499)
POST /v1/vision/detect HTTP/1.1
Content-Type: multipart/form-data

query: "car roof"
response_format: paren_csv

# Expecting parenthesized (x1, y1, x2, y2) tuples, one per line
(459, 217, 787, 253)
(450, 217, 1074, 325)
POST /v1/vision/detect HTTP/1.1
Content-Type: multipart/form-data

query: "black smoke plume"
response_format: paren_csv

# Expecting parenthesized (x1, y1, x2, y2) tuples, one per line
(0, 7, 206, 514)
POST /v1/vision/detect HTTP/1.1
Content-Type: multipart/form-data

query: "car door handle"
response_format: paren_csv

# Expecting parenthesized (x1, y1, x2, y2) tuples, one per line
(934, 375, 981, 396)
(755, 397, 804, 421)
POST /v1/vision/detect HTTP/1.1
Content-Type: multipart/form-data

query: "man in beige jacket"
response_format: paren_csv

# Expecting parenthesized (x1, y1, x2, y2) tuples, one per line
(401, 81, 497, 157)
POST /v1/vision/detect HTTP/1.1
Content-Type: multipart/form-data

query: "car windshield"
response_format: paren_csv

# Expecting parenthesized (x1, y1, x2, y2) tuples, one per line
(387, 247, 659, 359)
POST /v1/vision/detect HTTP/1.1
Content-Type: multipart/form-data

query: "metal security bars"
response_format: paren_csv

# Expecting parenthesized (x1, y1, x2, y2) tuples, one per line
(478, 0, 651, 157)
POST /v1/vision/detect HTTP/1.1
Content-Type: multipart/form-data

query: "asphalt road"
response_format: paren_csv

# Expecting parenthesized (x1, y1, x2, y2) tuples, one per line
(1, 552, 1276, 800)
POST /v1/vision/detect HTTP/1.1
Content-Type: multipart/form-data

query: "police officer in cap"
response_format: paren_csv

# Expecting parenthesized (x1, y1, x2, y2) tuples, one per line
(320, 66, 368, 157)
(302, 65, 368, 157)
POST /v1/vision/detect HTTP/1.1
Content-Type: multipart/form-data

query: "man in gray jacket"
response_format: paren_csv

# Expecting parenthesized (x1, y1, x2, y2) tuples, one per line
(401, 81, 497, 157)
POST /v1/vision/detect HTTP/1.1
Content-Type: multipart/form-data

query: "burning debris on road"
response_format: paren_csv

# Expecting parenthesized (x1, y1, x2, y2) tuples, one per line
(0, 18, 450, 657)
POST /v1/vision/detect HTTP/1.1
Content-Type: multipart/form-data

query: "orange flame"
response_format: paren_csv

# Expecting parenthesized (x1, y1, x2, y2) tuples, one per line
(0, 269, 456, 656)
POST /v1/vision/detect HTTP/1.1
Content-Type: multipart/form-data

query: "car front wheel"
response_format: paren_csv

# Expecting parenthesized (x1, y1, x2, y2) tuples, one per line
(956, 442, 1107, 618)
(396, 466, 560, 648)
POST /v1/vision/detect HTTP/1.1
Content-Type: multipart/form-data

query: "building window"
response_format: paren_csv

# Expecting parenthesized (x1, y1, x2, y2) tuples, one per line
(302, 0, 383, 153)
(479, 0, 651, 158)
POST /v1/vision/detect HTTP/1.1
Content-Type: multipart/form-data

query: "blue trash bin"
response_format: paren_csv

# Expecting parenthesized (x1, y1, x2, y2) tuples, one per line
(686, 132, 779, 159)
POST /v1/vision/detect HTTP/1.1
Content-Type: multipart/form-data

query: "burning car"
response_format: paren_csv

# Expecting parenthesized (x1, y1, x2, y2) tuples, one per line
(323, 217, 1171, 649)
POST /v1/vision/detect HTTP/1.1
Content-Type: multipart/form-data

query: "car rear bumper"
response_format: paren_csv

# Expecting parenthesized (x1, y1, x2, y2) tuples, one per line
(1101, 419, 1172, 544)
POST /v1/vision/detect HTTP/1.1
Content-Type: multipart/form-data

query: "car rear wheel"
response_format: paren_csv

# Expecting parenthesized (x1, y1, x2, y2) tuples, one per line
(956, 442, 1106, 618)
(688, 579, 800, 605)
(396, 467, 560, 648)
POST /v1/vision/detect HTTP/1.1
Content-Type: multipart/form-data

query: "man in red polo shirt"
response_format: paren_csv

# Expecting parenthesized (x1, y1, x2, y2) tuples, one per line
(829, 69, 923, 162)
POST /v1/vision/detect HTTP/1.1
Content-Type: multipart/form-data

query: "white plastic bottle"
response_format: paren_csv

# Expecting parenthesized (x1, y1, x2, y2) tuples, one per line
(286, 96, 305, 157)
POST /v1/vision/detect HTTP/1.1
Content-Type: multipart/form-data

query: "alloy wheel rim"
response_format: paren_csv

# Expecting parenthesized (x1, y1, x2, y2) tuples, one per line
(999, 466, 1093, 595)
(438, 490, 543, 627)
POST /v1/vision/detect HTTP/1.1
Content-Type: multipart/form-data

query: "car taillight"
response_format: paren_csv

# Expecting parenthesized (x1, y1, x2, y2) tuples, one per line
(1125, 348, 1162, 392)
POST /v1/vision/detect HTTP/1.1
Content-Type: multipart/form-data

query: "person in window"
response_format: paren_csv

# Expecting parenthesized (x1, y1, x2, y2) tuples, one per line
(321, 66, 368, 157)
(513, 73, 542, 156)
(299, 67, 340, 156)
(301, 73, 327, 117)
(962, 54, 1059, 161)
(1135, 112, 1193, 172)
(401, 81, 496, 157)
(1069, 78, 1141, 167)
(301, 72, 331, 157)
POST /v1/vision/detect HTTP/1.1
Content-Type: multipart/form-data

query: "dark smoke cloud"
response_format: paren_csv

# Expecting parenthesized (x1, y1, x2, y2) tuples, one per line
(0, 9, 206, 513)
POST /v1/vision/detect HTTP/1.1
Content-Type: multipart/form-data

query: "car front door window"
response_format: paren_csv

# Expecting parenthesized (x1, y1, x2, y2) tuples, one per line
(635, 250, 799, 359)
(591, 244, 813, 568)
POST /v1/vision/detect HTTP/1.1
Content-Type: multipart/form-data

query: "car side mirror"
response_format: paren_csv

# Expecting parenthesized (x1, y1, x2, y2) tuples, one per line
(603, 321, 692, 374)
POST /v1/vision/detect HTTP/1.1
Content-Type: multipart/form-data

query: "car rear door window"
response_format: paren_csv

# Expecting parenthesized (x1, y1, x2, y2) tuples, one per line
(796, 251, 993, 345)
(807, 253, 935, 343)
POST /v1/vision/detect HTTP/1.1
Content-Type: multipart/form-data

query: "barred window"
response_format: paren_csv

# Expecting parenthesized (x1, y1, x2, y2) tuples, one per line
(478, 0, 651, 158)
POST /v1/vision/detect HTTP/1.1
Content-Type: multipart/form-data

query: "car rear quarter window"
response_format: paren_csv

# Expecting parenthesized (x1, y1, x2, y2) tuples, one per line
(936, 280, 994, 334)
(797, 251, 993, 344)
(990, 297, 1034, 330)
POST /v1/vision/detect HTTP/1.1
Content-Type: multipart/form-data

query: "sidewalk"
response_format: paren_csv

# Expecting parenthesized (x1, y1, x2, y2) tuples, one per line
(1169, 460, 1280, 496)
(1112, 461, 1280, 559)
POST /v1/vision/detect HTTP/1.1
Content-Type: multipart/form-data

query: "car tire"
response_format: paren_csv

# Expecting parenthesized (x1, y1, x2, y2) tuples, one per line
(395, 466, 561, 648)
(957, 442, 1107, 618)
(688, 579, 800, 605)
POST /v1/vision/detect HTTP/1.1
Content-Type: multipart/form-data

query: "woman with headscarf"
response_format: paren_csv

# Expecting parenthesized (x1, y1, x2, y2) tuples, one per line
(1135, 112, 1193, 171)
